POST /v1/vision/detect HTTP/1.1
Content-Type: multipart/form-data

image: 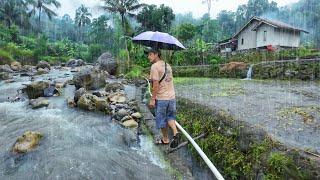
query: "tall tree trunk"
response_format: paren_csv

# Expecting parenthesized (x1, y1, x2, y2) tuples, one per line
(38, 6, 42, 35)
(121, 14, 130, 69)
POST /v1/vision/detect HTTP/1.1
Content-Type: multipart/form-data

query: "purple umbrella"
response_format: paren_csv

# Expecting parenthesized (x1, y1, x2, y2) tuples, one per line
(132, 31, 186, 50)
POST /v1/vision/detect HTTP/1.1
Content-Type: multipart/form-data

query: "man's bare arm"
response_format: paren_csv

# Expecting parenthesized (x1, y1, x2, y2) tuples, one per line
(151, 80, 159, 99)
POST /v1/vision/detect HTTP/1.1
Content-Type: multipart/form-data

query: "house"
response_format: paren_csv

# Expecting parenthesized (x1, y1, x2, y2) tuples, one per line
(219, 16, 308, 52)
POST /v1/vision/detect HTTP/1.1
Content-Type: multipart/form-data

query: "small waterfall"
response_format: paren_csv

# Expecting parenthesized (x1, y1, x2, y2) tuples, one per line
(245, 64, 253, 80)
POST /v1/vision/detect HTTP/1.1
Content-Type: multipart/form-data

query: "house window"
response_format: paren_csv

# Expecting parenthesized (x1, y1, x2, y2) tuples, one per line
(241, 38, 244, 45)
(264, 31, 267, 41)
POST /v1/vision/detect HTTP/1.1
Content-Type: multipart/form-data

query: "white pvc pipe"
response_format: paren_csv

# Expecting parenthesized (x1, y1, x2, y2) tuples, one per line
(175, 121, 225, 180)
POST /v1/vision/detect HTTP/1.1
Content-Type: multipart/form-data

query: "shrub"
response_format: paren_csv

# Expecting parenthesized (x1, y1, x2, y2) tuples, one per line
(125, 65, 144, 79)
(0, 48, 14, 65)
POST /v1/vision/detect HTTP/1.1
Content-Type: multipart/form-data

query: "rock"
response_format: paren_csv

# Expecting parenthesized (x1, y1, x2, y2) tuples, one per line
(29, 97, 49, 109)
(73, 66, 107, 90)
(10, 61, 22, 71)
(95, 98, 109, 111)
(108, 92, 126, 103)
(0, 64, 14, 73)
(77, 93, 109, 112)
(67, 98, 76, 107)
(122, 119, 138, 128)
(105, 82, 125, 92)
(131, 112, 142, 119)
(54, 78, 68, 88)
(12, 131, 43, 153)
(120, 115, 132, 122)
(121, 79, 129, 85)
(74, 88, 86, 103)
(43, 86, 60, 97)
(4, 79, 15, 83)
(25, 81, 50, 99)
(55, 83, 64, 89)
(77, 94, 99, 111)
(117, 108, 129, 118)
(96, 52, 117, 75)
(22, 65, 35, 72)
(66, 59, 86, 67)
(36, 61, 51, 70)
(92, 91, 108, 97)
(0, 72, 11, 80)
(36, 68, 49, 75)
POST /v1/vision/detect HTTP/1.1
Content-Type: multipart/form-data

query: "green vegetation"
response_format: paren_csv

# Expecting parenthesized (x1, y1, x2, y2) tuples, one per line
(176, 98, 314, 179)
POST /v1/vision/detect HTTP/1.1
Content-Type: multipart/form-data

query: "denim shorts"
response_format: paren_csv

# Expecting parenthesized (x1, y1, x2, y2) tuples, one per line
(155, 99, 176, 129)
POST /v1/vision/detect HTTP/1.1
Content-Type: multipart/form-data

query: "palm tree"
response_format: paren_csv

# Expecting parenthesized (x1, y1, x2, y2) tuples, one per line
(75, 5, 92, 42)
(101, 0, 145, 34)
(27, 0, 61, 32)
(0, 0, 28, 28)
(101, 0, 145, 67)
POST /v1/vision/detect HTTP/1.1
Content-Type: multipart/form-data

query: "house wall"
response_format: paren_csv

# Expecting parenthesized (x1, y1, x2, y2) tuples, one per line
(237, 20, 259, 50)
(275, 29, 300, 47)
(256, 24, 276, 47)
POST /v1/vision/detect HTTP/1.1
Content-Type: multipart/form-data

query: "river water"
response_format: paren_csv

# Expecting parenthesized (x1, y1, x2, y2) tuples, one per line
(0, 69, 172, 180)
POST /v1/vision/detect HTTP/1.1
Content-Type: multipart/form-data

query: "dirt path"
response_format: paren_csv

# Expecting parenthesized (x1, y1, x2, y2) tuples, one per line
(175, 78, 320, 153)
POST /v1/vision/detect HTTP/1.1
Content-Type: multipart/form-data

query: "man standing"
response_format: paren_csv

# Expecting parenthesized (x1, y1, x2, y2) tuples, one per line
(147, 47, 181, 148)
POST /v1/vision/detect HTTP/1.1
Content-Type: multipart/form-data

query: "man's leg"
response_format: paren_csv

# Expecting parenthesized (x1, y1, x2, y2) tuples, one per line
(160, 127, 170, 143)
(167, 120, 178, 136)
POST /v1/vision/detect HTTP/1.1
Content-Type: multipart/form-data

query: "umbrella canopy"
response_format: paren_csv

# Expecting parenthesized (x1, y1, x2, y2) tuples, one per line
(132, 31, 186, 50)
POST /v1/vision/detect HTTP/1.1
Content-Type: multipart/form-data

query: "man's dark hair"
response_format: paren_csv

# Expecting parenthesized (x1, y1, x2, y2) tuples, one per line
(145, 47, 161, 58)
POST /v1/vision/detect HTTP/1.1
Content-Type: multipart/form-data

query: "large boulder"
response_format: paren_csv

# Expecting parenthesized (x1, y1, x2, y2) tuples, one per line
(96, 52, 117, 75)
(25, 81, 50, 99)
(0, 64, 14, 73)
(11, 131, 43, 154)
(36, 68, 49, 75)
(77, 93, 109, 112)
(36, 61, 51, 70)
(105, 82, 125, 92)
(22, 65, 35, 72)
(66, 59, 86, 67)
(77, 94, 99, 111)
(10, 61, 22, 71)
(29, 97, 49, 109)
(73, 67, 107, 90)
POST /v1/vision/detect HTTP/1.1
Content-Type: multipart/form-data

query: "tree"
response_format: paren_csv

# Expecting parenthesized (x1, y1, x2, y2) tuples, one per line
(246, 0, 279, 19)
(75, 4, 92, 42)
(28, 0, 61, 32)
(0, 0, 28, 28)
(235, 4, 247, 32)
(101, 0, 145, 35)
(137, 4, 175, 32)
(90, 15, 113, 46)
(217, 10, 236, 39)
(175, 23, 196, 44)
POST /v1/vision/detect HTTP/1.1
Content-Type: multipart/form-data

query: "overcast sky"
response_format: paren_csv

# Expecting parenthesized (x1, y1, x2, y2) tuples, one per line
(55, 0, 300, 19)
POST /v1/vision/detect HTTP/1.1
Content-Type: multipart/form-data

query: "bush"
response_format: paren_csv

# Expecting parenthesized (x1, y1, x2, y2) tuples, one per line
(125, 65, 144, 79)
(4, 42, 34, 64)
(40, 56, 69, 65)
(0, 48, 14, 65)
(88, 44, 105, 63)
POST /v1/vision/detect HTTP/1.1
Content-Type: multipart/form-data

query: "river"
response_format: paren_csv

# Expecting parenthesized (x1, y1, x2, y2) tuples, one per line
(0, 68, 172, 180)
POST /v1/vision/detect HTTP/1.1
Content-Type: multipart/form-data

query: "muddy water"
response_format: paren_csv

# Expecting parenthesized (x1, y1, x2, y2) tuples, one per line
(0, 69, 172, 180)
